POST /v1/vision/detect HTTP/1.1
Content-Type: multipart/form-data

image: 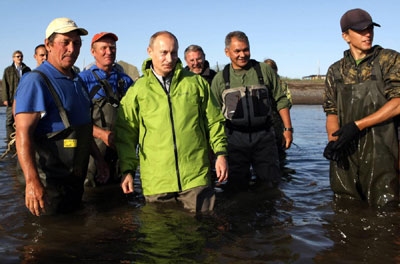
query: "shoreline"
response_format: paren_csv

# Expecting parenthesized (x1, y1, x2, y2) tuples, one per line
(288, 81, 324, 105)
(0, 80, 325, 105)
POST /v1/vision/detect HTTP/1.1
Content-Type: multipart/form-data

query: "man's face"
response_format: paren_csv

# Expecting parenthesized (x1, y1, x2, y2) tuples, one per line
(34, 47, 47, 66)
(91, 36, 116, 70)
(147, 34, 178, 77)
(225, 37, 250, 69)
(185, 50, 204, 74)
(45, 31, 81, 73)
(13, 53, 23, 66)
(342, 26, 374, 56)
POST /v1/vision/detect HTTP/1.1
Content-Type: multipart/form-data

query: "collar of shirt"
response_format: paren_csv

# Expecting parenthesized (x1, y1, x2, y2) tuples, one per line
(90, 64, 117, 79)
(151, 65, 172, 92)
(15, 64, 22, 77)
(40, 61, 78, 80)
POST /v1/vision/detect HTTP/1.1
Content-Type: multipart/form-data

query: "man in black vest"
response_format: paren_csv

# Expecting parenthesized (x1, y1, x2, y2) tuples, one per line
(211, 31, 293, 193)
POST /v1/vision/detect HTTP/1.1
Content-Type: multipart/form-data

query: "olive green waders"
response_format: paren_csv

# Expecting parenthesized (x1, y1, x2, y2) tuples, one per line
(330, 57, 399, 206)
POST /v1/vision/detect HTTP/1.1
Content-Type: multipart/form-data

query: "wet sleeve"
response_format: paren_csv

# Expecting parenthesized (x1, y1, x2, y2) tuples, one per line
(114, 85, 140, 173)
(281, 79, 293, 107)
(380, 50, 400, 99)
(14, 72, 48, 115)
(323, 66, 338, 115)
(202, 77, 227, 155)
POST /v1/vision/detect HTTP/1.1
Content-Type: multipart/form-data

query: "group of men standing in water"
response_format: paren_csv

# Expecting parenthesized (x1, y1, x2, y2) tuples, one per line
(8, 7, 400, 216)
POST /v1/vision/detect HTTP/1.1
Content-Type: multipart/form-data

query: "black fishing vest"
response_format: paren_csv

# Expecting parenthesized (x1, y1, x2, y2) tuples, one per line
(222, 60, 273, 132)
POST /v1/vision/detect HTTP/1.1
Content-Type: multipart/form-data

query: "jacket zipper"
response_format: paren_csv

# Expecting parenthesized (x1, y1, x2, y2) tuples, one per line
(158, 76, 183, 192)
(167, 93, 182, 191)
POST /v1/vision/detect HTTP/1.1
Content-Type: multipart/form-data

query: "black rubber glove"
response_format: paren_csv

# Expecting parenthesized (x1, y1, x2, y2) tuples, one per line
(331, 122, 360, 150)
(323, 141, 340, 161)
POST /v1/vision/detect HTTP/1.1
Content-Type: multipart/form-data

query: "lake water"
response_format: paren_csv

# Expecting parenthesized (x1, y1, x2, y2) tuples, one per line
(1, 105, 400, 263)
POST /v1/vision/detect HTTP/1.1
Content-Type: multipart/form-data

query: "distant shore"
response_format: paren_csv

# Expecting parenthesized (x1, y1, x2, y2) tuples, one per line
(0, 79, 325, 105)
(287, 80, 324, 105)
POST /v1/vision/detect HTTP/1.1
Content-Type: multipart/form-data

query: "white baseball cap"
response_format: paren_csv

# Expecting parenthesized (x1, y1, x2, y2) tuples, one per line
(45, 17, 88, 39)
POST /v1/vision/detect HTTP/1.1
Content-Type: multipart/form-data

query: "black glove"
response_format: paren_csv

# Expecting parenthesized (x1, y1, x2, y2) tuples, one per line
(331, 122, 360, 150)
(323, 141, 340, 161)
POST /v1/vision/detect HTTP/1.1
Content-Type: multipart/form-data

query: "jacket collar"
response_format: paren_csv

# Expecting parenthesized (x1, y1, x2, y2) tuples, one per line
(142, 58, 183, 79)
(343, 45, 382, 65)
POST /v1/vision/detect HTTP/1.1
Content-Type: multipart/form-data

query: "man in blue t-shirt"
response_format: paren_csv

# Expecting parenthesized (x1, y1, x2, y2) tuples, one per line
(14, 18, 106, 216)
(79, 32, 133, 186)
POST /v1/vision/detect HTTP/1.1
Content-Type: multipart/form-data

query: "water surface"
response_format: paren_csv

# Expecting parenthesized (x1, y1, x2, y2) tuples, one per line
(1, 105, 400, 263)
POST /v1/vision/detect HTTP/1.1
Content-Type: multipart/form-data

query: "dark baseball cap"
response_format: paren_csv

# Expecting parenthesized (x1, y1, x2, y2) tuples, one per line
(340, 8, 380, 32)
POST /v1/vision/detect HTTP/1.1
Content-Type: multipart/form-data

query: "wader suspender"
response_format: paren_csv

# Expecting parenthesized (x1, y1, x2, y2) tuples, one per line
(89, 70, 123, 103)
(333, 53, 383, 126)
(90, 70, 124, 128)
(222, 59, 264, 89)
(32, 70, 70, 129)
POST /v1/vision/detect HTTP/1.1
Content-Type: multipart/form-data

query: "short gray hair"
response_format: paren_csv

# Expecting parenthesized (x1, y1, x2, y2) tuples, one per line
(225, 31, 249, 49)
(184, 45, 205, 59)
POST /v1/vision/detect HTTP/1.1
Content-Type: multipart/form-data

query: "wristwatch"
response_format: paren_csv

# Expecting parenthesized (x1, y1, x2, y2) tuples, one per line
(284, 127, 294, 132)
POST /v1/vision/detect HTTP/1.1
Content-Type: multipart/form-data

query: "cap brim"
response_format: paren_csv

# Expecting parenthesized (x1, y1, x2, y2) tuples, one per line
(351, 21, 380, 31)
(55, 27, 88, 36)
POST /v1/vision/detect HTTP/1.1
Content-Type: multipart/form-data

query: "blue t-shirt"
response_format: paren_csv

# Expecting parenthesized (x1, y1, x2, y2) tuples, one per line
(15, 61, 91, 135)
(79, 65, 134, 99)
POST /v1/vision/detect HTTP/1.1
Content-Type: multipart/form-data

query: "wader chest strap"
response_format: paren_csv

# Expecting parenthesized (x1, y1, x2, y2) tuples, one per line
(32, 70, 71, 128)
(90, 70, 122, 101)
(222, 59, 264, 89)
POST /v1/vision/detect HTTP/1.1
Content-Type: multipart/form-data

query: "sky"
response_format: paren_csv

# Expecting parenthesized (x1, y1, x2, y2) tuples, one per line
(1, 0, 399, 79)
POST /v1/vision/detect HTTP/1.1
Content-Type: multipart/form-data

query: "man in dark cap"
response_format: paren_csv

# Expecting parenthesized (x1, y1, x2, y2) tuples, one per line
(323, 8, 400, 206)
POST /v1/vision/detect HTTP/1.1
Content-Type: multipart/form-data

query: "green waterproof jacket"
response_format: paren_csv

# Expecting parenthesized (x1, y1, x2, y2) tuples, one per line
(115, 59, 227, 195)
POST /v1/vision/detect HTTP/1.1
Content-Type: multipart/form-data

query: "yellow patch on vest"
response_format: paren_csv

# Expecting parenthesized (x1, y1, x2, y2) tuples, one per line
(64, 139, 77, 148)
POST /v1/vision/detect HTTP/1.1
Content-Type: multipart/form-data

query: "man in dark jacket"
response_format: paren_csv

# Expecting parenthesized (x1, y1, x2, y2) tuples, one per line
(2, 50, 31, 140)
(184, 45, 216, 86)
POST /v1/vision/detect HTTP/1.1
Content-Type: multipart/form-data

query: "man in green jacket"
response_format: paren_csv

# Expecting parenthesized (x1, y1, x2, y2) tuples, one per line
(115, 31, 228, 213)
(211, 31, 293, 193)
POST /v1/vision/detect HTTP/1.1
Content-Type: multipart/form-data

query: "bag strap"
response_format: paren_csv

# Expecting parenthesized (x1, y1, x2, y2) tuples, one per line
(222, 64, 231, 89)
(115, 71, 125, 100)
(251, 60, 265, 85)
(32, 70, 71, 128)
